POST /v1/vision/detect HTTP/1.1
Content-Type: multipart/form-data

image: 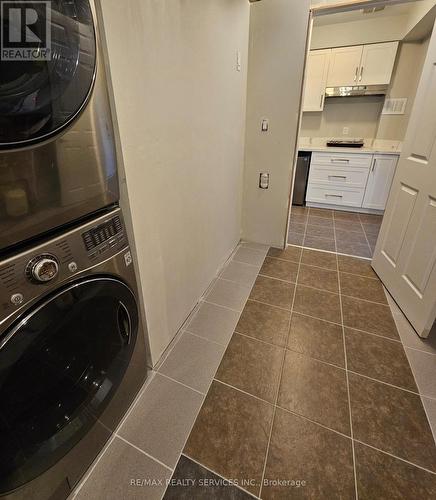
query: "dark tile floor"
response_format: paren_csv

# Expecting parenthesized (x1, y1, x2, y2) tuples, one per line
(288, 206, 383, 258)
(168, 246, 436, 499)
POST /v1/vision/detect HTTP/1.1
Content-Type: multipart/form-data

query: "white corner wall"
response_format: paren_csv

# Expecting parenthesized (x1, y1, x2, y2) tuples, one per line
(99, 0, 250, 364)
(242, 0, 310, 247)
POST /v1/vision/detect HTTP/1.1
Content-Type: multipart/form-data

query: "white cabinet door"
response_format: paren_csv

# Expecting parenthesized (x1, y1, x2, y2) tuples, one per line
(327, 46, 363, 87)
(362, 155, 398, 210)
(359, 42, 399, 86)
(303, 49, 331, 112)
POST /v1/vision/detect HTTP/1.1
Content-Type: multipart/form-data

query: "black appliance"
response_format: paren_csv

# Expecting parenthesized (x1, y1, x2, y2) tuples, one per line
(292, 151, 311, 206)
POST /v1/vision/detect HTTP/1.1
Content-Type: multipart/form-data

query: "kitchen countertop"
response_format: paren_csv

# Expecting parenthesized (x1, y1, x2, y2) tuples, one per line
(298, 137, 402, 156)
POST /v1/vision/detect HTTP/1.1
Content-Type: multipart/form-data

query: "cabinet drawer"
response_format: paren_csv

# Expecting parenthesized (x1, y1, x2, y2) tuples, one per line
(312, 152, 373, 169)
(308, 164, 370, 189)
(306, 184, 365, 207)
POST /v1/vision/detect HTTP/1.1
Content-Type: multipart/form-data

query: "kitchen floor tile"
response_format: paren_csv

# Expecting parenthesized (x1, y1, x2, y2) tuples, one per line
(240, 241, 270, 253)
(287, 232, 304, 246)
(301, 248, 337, 270)
(309, 207, 333, 218)
(336, 240, 372, 258)
(250, 275, 295, 310)
(294, 285, 342, 324)
(164, 455, 252, 499)
(267, 245, 302, 263)
(334, 211, 360, 221)
(159, 332, 225, 393)
(345, 328, 417, 391)
(334, 220, 365, 233)
(291, 206, 309, 216)
(359, 214, 383, 225)
(118, 374, 203, 469)
(303, 234, 336, 252)
(186, 302, 240, 346)
(305, 224, 335, 239)
(262, 409, 355, 499)
(75, 437, 171, 500)
(289, 222, 306, 234)
(349, 373, 436, 471)
(422, 397, 436, 444)
(288, 313, 345, 367)
(259, 257, 299, 283)
(405, 348, 436, 399)
(232, 247, 266, 267)
(335, 229, 369, 245)
(215, 333, 284, 403)
(184, 381, 274, 496)
(342, 295, 399, 340)
(298, 264, 339, 293)
(220, 260, 259, 287)
(290, 214, 308, 225)
(339, 272, 387, 304)
(338, 255, 377, 278)
(278, 350, 350, 435)
(307, 215, 334, 228)
(206, 279, 251, 312)
(355, 442, 436, 500)
(235, 299, 291, 347)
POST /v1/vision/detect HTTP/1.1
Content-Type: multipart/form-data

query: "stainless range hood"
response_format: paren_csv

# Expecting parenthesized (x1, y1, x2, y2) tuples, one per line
(325, 85, 388, 97)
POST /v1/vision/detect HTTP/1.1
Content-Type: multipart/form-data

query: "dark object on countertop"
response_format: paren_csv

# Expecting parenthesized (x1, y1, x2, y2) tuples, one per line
(327, 140, 364, 148)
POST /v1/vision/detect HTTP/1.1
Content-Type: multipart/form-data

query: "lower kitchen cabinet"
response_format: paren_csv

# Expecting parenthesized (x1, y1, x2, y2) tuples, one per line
(362, 155, 398, 210)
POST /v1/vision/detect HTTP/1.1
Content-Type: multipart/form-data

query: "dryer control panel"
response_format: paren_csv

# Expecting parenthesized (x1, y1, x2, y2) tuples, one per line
(81, 215, 124, 259)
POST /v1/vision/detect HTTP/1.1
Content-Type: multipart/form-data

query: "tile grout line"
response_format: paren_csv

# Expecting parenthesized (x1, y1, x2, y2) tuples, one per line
(336, 249, 359, 500)
(259, 244, 303, 498)
(115, 434, 174, 472)
(332, 208, 339, 255)
(357, 213, 375, 258)
(287, 241, 372, 261)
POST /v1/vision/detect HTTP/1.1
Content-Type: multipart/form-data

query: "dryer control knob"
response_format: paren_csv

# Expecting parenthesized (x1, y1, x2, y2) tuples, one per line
(29, 257, 59, 283)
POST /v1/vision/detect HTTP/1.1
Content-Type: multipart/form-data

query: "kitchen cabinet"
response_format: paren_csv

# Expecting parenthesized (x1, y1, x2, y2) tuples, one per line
(303, 49, 331, 112)
(362, 155, 398, 210)
(326, 42, 398, 88)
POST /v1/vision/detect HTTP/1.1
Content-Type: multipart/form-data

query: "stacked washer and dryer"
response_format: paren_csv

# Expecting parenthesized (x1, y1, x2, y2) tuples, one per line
(0, 1, 150, 499)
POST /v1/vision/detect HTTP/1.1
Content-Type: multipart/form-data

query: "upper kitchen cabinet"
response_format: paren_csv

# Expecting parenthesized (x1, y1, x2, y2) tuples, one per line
(303, 49, 331, 112)
(326, 42, 399, 88)
(359, 42, 399, 85)
(326, 45, 363, 87)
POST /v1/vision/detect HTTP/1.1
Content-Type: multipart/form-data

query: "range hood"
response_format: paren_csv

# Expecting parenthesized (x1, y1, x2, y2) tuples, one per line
(325, 85, 388, 97)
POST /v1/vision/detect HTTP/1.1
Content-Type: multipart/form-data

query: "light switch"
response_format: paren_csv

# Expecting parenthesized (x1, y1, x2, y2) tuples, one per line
(259, 173, 269, 189)
(261, 119, 269, 132)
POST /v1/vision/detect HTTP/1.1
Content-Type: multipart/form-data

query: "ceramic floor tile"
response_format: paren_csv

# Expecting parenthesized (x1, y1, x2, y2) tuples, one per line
(334, 220, 365, 233)
(289, 222, 306, 235)
(159, 332, 225, 393)
(164, 455, 252, 499)
(337, 254, 377, 278)
(260, 257, 298, 283)
(339, 272, 387, 304)
(305, 224, 335, 239)
(278, 350, 350, 435)
(250, 275, 295, 310)
(240, 241, 270, 254)
(335, 229, 369, 245)
(342, 295, 399, 340)
(309, 207, 333, 219)
(405, 348, 436, 399)
(303, 234, 336, 252)
(215, 333, 284, 403)
(422, 397, 436, 444)
(287, 232, 304, 246)
(186, 302, 240, 346)
(355, 442, 436, 500)
(298, 264, 339, 293)
(334, 211, 360, 221)
(288, 313, 345, 367)
(267, 245, 302, 263)
(290, 214, 308, 225)
(220, 260, 259, 287)
(301, 248, 337, 270)
(362, 223, 381, 236)
(75, 437, 172, 500)
(232, 247, 266, 267)
(235, 299, 291, 347)
(359, 214, 383, 225)
(262, 409, 355, 499)
(345, 328, 417, 391)
(118, 374, 203, 469)
(294, 285, 342, 324)
(307, 215, 334, 228)
(336, 240, 372, 258)
(291, 206, 309, 216)
(349, 373, 436, 471)
(206, 279, 251, 312)
(184, 381, 274, 496)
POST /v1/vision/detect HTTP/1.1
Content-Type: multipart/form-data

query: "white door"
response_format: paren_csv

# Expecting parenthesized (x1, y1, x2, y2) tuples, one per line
(303, 49, 331, 112)
(372, 28, 436, 338)
(327, 45, 363, 87)
(362, 155, 398, 210)
(359, 42, 399, 86)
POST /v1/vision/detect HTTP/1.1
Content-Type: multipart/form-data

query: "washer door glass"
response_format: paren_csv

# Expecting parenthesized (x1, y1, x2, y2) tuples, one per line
(0, 0, 96, 148)
(0, 277, 138, 493)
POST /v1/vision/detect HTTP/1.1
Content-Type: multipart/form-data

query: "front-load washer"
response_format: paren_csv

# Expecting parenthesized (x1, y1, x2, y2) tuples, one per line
(0, 207, 150, 499)
(0, 0, 119, 253)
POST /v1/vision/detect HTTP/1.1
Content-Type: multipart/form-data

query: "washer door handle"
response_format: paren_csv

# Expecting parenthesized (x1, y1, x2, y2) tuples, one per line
(117, 302, 131, 344)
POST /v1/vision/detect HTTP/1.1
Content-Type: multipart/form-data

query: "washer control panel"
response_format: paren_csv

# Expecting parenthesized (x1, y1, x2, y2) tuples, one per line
(26, 254, 59, 283)
(82, 216, 124, 259)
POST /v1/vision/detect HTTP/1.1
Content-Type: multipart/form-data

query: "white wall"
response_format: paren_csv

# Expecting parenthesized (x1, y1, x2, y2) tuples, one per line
(99, 0, 250, 364)
(242, 0, 310, 247)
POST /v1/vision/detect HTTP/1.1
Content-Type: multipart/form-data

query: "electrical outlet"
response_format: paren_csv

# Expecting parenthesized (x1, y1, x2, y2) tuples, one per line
(342, 127, 349, 135)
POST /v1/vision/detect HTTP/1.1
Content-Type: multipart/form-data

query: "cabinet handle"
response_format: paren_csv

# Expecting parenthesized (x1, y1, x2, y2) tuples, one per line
(325, 194, 343, 198)
(354, 66, 359, 82)
(328, 175, 347, 180)
(359, 66, 364, 82)
(331, 158, 350, 163)
(371, 158, 377, 172)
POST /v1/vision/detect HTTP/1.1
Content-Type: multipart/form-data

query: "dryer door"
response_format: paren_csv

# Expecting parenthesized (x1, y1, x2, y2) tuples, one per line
(0, 0, 96, 148)
(0, 277, 138, 494)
